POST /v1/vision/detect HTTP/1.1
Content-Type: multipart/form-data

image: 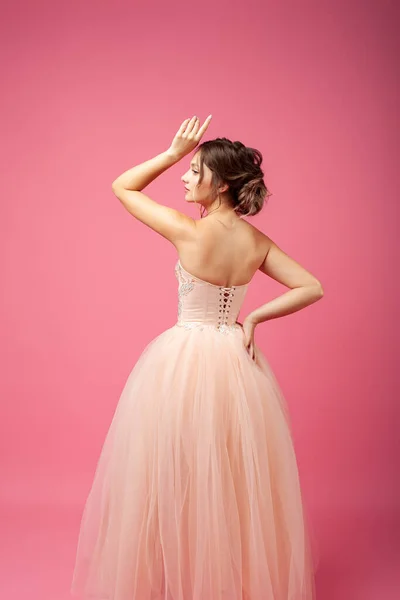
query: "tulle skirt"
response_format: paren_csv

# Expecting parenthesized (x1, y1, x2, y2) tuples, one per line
(71, 323, 319, 600)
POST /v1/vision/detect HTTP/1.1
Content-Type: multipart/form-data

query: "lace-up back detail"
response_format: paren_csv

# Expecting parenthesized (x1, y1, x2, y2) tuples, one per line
(174, 260, 250, 334)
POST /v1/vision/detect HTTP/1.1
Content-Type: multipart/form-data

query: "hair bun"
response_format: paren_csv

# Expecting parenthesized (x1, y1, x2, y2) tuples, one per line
(195, 136, 272, 217)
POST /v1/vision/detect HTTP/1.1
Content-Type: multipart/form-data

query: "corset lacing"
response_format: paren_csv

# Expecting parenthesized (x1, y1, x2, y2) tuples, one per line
(175, 261, 245, 335)
(176, 283, 242, 334)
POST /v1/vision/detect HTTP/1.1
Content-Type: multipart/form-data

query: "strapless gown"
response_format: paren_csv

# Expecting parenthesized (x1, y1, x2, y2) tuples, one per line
(70, 259, 318, 600)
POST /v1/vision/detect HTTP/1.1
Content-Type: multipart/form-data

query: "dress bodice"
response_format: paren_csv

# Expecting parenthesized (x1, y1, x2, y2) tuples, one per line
(174, 260, 249, 333)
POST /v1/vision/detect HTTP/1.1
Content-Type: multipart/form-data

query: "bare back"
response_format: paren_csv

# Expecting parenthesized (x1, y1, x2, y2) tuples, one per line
(177, 217, 271, 288)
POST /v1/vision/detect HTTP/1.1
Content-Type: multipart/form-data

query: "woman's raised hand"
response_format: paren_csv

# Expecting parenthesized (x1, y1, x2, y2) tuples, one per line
(167, 115, 212, 160)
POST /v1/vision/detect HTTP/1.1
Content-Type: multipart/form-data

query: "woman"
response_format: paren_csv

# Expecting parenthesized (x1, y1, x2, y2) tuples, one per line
(71, 115, 323, 600)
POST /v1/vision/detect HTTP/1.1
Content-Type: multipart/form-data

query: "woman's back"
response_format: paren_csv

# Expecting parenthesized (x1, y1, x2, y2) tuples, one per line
(177, 216, 271, 288)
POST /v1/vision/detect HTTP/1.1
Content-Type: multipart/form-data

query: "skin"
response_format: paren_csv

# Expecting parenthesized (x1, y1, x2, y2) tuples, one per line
(181, 151, 231, 215)
(111, 116, 324, 360)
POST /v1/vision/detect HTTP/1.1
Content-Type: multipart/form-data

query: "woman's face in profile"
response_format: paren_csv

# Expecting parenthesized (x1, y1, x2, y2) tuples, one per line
(181, 152, 213, 204)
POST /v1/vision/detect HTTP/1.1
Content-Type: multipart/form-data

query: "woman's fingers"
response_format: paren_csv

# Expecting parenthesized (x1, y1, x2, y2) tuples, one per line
(178, 118, 191, 135)
(168, 115, 211, 160)
(249, 342, 255, 361)
(246, 340, 256, 361)
(185, 115, 212, 138)
(244, 339, 253, 356)
(196, 115, 212, 138)
(241, 321, 257, 361)
(184, 116, 199, 135)
(191, 117, 201, 136)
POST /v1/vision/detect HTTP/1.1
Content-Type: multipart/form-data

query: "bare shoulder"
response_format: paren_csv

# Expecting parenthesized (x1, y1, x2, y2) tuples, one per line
(241, 220, 274, 262)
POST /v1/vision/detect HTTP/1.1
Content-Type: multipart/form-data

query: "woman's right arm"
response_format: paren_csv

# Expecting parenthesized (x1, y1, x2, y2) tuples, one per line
(240, 241, 323, 360)
(246, 241, 324, 326)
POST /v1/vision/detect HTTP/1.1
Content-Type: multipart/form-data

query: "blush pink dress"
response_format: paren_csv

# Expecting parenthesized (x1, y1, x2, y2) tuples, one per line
(70, 259, 318, 600)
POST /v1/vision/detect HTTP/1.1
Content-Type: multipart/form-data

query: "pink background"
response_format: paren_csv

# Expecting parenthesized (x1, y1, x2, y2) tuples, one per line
(1, 0, 398, 598)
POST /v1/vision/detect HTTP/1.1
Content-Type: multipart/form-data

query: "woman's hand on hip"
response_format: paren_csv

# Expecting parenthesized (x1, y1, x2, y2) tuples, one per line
(237, 317, 258, 361)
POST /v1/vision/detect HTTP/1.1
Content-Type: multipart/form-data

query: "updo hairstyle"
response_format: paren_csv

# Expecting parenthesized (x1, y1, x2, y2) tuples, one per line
(196, 137, 272, 217)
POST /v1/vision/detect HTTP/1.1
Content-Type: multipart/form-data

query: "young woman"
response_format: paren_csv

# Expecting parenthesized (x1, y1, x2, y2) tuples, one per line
(71, 115, 323, 600)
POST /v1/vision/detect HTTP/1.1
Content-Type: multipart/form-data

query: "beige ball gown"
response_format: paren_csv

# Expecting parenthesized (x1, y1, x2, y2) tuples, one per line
(70, 258, 318, 600)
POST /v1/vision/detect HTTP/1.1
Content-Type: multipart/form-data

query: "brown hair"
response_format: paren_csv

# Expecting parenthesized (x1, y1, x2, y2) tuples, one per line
(196, 137, 272, 217)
